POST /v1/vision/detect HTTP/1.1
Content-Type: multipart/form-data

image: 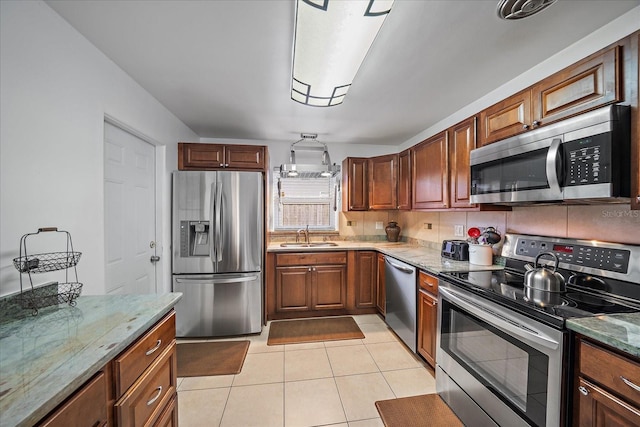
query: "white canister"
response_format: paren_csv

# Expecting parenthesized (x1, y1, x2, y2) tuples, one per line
(469, 244, 493, 265)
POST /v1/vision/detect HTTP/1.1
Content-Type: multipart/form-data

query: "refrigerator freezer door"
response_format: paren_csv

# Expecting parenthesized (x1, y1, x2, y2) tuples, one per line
(216, 171, 263, 273)
(173, 273, 262, 337)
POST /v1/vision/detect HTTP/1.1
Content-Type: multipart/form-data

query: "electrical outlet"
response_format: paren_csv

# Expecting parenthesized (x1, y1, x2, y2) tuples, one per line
(424, 223, 432, 230)
(375, 221, 384, 230)
(454, 224, 464, 237)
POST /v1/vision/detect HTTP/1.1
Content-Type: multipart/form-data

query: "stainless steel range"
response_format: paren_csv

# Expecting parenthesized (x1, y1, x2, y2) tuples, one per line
(436, 233, 640, 427)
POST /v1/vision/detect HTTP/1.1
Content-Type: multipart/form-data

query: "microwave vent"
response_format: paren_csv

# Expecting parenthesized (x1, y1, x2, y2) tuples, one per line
(497, 0, 557, 20)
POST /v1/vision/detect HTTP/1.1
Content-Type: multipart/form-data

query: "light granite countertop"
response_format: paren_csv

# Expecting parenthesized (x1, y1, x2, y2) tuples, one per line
(567, 313, 640, 358)
(0, 292, 182, 427)
(268, 240, 505, 275)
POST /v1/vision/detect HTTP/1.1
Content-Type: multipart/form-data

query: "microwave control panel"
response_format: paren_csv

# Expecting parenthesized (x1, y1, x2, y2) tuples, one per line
(514, 237, 630, 274)
(563, 133, 611, 186)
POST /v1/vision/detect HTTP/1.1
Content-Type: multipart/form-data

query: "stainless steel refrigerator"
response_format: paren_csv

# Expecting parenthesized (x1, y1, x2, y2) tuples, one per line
(172, 170, 263, 337)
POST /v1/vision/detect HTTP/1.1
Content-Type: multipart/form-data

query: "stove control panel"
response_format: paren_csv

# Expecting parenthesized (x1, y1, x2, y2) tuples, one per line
(514, 238, 630, 274)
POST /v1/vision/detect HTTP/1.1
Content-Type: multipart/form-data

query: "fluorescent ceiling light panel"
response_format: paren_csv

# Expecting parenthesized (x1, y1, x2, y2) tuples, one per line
(292, 0, 394, 107)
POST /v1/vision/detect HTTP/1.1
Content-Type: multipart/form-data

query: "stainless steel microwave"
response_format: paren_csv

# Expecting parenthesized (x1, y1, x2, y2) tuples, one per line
(469, 104, 631, 205)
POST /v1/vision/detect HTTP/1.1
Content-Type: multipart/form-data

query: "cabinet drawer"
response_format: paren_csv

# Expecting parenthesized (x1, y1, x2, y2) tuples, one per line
(276, 251, 347, 266)
(39, 372, 107, 427)
(153, 395, 178, 427)
(419, 271, 438, 294)
(116, 342, 177, 427)
(580, 340, 640, 407)
(114, 311, 176, 398)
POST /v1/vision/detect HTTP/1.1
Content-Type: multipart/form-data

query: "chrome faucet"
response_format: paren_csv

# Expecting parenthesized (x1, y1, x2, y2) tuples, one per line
(296, 225, 310, 244)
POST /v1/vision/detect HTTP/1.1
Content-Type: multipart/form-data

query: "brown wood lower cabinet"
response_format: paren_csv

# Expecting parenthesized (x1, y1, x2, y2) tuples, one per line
(267, 250, 382, 320)
(274, 252, 347, 315)
(115, 343, 177, 427)
(354, 251, 377, 309)
(573, 337, 640, 426)
(376, 253, 386, 315)
(37, 311, 178, 427)
(417, 271, 438, 368)
(38, 372, 108, 427)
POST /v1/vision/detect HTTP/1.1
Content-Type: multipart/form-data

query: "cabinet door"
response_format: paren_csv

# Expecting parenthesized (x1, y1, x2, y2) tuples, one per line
(449, 117, 476, 208)
(376, 253, 386, 315)
(532, 46, 620, 127)
(412, 131, 449, 210)
(224, 145, 266, 170)
(153, 395, 178, 427)
(178, 143, 225, 169)
(368, 154, 398, 210)
(478, 90, 531, 147)
(418, 289, 437, 368)
(355, 251, 377, 309)
(397, 149, 411, 210)
(276, 266, 311, 312)
(342, 158, 368, 211)
(312, 265, 347, 310)
(39, 372, 108, 427)
(576, 377, 640, 427)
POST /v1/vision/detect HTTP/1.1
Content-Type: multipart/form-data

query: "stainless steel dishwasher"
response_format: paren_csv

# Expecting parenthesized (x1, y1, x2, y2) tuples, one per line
(384, 256, 417, 352)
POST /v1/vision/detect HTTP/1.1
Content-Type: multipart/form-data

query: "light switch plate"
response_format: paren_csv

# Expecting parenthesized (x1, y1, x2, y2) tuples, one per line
(454, 224, 464, 237)
(375, 221, 384, 230)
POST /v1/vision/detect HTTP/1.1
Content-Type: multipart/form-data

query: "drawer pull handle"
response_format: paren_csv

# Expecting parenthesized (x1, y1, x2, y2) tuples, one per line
(147, 386, 163, 406)
(423, 281, 433, 287)
(145, 339, 162, 356)
(578, 386, 589, 396)
(620, 376, 640, 392)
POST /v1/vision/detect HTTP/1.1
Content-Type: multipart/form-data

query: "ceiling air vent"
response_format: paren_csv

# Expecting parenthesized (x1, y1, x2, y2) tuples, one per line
(497, 0, 557, 20)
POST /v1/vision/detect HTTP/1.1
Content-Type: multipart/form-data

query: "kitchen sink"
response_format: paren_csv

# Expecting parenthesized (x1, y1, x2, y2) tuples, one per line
(279, 242, 339, 248)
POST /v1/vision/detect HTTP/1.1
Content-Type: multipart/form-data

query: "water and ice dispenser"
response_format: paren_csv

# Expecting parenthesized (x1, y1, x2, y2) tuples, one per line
(179, 221, 210, 257)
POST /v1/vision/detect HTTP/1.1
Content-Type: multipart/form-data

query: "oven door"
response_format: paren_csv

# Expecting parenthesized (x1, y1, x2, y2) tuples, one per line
(470, 136, 563, 204)
(436, 284, 567, 427)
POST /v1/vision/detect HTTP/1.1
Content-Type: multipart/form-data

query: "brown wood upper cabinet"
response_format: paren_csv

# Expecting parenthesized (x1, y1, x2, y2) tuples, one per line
(342, 157, 368, 211)
(449, 117, 476, 209)
(397, 149, 411, 210)
(412, 131, 449, 210)
(479, 46, 621, 146)
(368, 154, 398, 210)
(178, 142, 266, 170)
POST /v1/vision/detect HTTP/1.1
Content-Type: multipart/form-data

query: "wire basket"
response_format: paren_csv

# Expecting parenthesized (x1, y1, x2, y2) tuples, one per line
(13, 228, 83, 315)
(17, 282, 83, 312)
(13, 251, 82, 273)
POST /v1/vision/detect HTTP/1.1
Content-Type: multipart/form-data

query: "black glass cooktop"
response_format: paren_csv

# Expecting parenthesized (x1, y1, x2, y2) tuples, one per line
(440, 269, 640, 328)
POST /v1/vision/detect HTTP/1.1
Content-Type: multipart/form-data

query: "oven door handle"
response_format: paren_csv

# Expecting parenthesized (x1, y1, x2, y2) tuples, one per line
(439, 286, 560, 350)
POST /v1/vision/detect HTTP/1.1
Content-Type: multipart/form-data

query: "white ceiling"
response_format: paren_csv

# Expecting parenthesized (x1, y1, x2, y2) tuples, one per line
(46, 0, 639, 146)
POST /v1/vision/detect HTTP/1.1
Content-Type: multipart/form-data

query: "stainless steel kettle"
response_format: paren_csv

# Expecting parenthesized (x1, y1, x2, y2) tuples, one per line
(524, 252, 566, 292)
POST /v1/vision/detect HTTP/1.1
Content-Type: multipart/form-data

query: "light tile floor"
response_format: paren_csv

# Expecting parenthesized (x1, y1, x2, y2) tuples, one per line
(177, 314, 437, 427)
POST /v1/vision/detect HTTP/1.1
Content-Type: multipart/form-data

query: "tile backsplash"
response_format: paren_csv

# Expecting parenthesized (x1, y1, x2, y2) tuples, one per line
(340, 204, 640, 245)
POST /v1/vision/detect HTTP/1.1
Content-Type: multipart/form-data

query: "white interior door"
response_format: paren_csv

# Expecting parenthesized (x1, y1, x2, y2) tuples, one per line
(104, 121, 157, 294)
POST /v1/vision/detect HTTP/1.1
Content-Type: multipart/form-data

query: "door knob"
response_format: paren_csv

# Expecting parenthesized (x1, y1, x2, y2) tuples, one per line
(150, 255, 161, 263)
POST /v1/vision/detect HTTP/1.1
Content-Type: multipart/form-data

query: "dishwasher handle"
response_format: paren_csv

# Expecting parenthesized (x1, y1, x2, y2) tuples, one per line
(385, 257, 415, 274)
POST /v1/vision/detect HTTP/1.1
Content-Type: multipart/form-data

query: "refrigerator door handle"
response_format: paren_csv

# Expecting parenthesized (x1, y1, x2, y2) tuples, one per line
(174, 275, 259, 284)
(215, 181, 223, 262)
(209, 182, 216, 264)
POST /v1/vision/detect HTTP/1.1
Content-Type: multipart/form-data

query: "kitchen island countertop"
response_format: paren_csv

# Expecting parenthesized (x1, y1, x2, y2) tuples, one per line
(0, 292, 182, 427)
(567, 313, 640, 358)
(268, 240, 504, 275)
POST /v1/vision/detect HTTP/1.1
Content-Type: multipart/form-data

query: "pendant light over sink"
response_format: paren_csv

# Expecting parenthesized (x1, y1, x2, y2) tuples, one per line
(291, 0, 395, 107)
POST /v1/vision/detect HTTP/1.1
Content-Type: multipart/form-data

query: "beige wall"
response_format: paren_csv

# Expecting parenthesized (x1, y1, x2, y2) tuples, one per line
(340, 204, 640, 246)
